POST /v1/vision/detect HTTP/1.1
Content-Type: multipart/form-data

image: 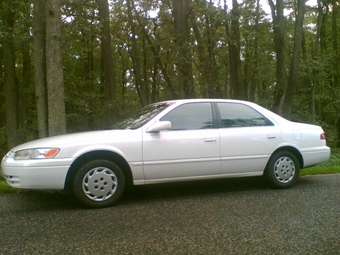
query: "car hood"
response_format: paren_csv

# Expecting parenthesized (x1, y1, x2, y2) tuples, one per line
(11, 129, 138, 151)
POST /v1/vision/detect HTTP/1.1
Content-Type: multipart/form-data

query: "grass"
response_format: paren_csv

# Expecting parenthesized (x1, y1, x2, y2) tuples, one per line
(1, 153, 340, 194)
(0, 179, 20, 194)
(301, 166, 340, 175)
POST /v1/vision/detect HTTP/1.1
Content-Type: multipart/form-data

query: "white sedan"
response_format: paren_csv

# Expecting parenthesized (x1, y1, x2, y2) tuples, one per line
(1, 99, 330, 207)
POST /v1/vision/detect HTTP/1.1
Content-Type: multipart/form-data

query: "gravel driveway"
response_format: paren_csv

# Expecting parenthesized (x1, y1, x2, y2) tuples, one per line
(0, 174, 339, 255)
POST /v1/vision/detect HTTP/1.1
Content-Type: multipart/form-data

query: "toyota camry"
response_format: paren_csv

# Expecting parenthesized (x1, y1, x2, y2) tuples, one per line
(1, 99, 330, 207)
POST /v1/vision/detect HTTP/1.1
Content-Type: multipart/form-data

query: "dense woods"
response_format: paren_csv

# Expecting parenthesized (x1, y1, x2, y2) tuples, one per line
(0, 0, 339, 153)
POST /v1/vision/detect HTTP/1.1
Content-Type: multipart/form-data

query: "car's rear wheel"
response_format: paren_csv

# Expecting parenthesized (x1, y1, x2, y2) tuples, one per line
(265, 151, 300, 188)
(73, 160, 125, 208)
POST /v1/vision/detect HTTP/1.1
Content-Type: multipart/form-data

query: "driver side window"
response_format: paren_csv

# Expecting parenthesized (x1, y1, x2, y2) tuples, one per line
(161, 103, 213, 130)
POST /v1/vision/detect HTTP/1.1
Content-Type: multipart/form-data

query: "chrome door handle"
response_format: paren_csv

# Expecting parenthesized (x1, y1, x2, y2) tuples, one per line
(267, 135, 277, 139)
(204, 138, 217, 143)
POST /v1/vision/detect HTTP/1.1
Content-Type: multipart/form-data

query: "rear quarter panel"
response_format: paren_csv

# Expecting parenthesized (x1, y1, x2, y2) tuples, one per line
(280, 122, 330, 167)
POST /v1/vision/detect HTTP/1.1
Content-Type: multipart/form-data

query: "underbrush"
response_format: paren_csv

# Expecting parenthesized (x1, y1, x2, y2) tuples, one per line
(321, 151, 340, 166)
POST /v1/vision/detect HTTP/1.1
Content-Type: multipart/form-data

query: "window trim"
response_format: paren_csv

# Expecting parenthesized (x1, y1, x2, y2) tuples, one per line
(214, 102, 274, 129)
(160, 102, 218, 130)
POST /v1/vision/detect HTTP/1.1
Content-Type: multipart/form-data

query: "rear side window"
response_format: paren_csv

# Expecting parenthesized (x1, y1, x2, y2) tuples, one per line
(161, 103, 213, 130)
(217, 103, 273, 128)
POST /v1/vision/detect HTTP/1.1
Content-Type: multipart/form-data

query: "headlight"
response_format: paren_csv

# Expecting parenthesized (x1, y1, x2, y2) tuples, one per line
(3, 151, 14, 161)
(14, 148, 60, 160)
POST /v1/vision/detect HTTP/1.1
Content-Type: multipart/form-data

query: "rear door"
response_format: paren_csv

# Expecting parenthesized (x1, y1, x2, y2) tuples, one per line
(217, 102, 281, 175)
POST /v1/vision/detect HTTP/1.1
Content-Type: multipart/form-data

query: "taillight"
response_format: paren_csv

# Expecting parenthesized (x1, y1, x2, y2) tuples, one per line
(320, 133, 326, 140)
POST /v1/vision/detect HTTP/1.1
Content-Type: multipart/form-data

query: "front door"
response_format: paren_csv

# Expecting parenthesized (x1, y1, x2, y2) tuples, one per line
(143, 102, 220, 181)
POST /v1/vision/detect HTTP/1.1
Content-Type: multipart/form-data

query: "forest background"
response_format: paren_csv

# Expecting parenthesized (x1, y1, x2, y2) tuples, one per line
(0, 0, 339, 157)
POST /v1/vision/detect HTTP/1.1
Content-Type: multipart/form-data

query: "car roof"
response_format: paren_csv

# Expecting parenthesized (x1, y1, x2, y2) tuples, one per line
(162, 98, 249, 104)
(160, 98, 263, 109)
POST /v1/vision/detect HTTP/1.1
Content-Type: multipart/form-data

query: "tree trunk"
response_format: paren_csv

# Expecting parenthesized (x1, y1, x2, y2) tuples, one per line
(3, 0, 20, 148)
(319, 2, 328, 55)
(283, 0, 306, 119)
(332, 0, 340, 147)
(0, 49, 3, 112)
(96, 0, 116, 123)
(133, 5, 177, 99)
(18, 39, 31, 142)
(192, 0, 218, 98)
(173, 0, 195, 98)
(332, 0, 339, 89)
(249, 0, 260, 102)
(227, 0, 244, 99)
(33, 0, 48, 138)
(269, 0, 287, 115)
(46, 0, 66, 136)
(126, 0, 148, 106)
(313, 0, 329, 119)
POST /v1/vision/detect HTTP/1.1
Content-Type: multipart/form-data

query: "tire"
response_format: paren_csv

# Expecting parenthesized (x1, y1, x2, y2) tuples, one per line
(73, 160, 125, 208)
(265, 151, 300, 189)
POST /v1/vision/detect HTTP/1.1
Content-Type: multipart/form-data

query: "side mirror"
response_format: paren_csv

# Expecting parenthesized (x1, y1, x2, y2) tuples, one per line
(146, 121, 171, 133)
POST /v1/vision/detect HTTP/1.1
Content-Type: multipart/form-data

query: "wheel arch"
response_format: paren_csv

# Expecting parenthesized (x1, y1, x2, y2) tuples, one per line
(64, 150, 133, 192)
(269, 146, 304, 169)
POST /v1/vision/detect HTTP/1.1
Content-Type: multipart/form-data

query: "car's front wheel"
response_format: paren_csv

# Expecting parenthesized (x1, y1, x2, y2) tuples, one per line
(265, 151, 300, 188)
(73, 160, 125, 208)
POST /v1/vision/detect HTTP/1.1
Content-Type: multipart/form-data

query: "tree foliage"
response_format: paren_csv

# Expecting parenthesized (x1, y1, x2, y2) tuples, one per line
(0, 0, 339, 152)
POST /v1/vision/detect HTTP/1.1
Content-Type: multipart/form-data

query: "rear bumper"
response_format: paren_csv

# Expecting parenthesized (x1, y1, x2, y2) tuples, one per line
(301, 147, 331, 168)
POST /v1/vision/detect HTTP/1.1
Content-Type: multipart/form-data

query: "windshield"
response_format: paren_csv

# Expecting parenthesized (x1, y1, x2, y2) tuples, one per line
(113, 102, 174, 129)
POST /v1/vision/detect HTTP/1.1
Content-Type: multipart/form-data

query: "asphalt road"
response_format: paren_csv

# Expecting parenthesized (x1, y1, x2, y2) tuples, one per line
(0, 174, 339, 255)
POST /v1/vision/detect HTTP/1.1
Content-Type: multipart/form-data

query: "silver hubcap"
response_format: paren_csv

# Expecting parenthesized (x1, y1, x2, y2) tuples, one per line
(274, 156, 295, 183)
(82, 167, 118, 201)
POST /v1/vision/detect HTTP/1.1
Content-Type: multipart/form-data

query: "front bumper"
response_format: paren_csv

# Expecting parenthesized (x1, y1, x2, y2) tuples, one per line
(1, 155, 72, 190)
(2, 165, 69, 190)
